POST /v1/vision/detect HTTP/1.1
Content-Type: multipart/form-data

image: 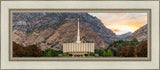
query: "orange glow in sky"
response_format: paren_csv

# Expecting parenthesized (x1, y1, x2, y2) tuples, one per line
(89, 13, 147, 35)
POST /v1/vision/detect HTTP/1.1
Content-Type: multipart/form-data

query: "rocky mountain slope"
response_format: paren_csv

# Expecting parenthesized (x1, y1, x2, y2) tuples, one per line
(127, 24, 148, 41)
(117, 32, 132, 40)
(12, 13, 118, 50)
(44, 22, 109, 50)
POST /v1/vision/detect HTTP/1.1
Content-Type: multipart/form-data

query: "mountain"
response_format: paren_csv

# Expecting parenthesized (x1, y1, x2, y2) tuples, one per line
(127, 24, 148, 41)
(12, 13, 118, 50)
(44, 22, 109, 50)
(117, 32, 132, 40)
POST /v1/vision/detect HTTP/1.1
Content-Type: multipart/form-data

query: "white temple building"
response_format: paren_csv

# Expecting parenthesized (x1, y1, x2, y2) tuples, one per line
(63, 18, 94, 57)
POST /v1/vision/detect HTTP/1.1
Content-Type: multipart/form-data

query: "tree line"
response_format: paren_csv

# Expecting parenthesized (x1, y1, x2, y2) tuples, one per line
(13, 38, 147, 57)
(13, 41, 61, 57)
(108, 39, 147, 57)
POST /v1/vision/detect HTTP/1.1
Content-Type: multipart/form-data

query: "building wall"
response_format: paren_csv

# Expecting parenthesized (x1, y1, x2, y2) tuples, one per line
(63, 43, 94, 53)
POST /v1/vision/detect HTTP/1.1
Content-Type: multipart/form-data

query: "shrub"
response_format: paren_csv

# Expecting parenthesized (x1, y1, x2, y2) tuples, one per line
(89, 52, 95, 56)
(63, 53, 69, 56)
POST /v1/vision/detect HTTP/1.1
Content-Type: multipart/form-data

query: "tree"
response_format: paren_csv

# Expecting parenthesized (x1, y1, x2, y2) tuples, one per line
(13, 41, 25, 57)
(119, 45, 135, 57)
(98, 49, 105, 56)
(106, 49, 114, 57)
(132, 38, 138, 42)
(135, 40, 147, 57)
(109, 39, 139, 57)
(13, 41, 43, 57)
(25, 45, 43, 57)
(45, 49, 58, 57)
(131, 38, 139, 47)
(57, 50, 63, 54)
(98, 49, 114, 57)
(42, 50, 48, 57)
(94, 49, 98, 54)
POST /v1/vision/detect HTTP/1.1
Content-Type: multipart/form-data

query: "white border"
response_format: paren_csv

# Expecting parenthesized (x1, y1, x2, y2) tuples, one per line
(1, 1, 159, 69)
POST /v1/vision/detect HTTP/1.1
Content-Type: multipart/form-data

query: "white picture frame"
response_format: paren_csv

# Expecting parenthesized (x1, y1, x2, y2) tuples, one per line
(1, 0, 159, 70)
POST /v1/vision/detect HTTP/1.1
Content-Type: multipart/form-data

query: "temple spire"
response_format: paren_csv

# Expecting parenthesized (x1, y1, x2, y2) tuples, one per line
(76, 18, 81, 43)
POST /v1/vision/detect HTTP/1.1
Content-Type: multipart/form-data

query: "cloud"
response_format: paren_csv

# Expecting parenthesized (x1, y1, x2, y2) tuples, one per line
(89, 13, 147, 35)
(113, 29, 120, 33)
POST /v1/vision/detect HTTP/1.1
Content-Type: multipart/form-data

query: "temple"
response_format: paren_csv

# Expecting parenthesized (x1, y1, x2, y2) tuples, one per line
(63, 18, 94, 57)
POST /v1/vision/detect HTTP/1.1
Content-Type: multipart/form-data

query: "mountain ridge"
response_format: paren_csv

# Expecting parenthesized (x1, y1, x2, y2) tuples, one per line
(127, 24, 148, 41)
(12, 13, 119, 50)
(117, 32, 132, 40)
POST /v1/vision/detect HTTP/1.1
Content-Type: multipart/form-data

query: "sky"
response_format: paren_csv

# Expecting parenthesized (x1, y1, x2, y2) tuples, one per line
(89, 13, 147, 35)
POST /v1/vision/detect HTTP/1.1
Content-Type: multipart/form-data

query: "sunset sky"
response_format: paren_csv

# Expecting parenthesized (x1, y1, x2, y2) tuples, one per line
(89, 13, 147, 35)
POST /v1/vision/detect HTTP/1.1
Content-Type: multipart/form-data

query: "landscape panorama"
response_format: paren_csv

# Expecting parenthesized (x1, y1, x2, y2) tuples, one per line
(12, 12, 148, 58)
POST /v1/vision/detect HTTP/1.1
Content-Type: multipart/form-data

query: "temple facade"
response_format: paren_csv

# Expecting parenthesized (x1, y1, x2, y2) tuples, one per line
(63, 18, 94, 57)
